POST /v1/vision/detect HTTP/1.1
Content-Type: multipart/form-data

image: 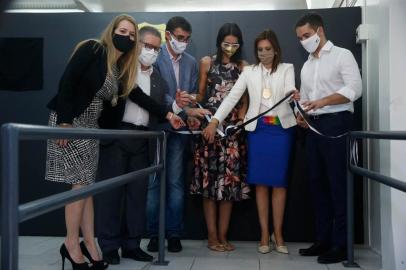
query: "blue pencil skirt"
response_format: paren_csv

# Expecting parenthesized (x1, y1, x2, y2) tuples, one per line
(247, 119, 295, 187)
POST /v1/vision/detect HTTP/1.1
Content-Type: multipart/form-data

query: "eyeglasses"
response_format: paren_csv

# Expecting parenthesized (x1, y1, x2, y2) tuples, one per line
(169, 32, 192, 43)
(221, 42, 240, 49)
(141, 41, 161, 53)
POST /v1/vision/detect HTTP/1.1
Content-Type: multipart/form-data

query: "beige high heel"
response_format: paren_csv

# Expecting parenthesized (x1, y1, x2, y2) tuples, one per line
(271, 233, 289, 254)
(257, 236, 271, 254)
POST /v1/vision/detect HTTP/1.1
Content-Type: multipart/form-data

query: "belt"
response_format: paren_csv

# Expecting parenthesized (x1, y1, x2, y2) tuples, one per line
(120, 122, 148, 130)
(308, 111, 351, 120)
(262, 116, 281, 125)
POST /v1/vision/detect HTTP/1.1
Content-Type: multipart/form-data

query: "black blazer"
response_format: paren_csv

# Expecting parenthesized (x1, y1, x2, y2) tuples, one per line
(48, 40, 168, 124)
(98, 68, 170, 129)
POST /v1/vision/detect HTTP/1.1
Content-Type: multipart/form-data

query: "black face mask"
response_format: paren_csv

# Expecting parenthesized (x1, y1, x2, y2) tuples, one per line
(112, 34, 134, 53)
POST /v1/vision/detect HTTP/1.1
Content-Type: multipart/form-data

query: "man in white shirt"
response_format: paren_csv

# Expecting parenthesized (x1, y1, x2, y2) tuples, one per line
(295, 13, 362, 264)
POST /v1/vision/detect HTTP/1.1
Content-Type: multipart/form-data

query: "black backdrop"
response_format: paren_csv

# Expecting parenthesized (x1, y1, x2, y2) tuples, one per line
(0, 7, 363, 243)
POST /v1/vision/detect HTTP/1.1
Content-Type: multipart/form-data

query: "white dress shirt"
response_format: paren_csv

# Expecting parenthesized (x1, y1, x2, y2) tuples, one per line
(122, 64, 153, 126)
(165, 44, 183, 114)
(259, 63, 296, 116)
(300, 41, 362, 115)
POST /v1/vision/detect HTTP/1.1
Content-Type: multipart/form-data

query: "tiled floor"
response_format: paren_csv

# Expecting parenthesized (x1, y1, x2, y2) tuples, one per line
(17, 237, 381, 270)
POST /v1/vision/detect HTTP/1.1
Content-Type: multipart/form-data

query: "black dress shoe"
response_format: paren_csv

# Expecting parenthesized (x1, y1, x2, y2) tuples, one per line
(299, 242, 330, 256)
(103, 250, 120, 265)
(147, 237, 159, 252)
(317, 246, 347, 264)
(167, 237, 182, 253)
(121, 248, 153, 262)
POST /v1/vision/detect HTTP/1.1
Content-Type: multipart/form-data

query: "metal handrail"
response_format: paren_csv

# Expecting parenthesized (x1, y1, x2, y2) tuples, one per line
(344, 130, 406, 268)
(1, 123, 168, 270)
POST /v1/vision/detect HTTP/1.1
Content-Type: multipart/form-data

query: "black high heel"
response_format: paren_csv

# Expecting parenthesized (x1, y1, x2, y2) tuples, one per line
(80, 241, 109, 269)
(60, 243, 90, 270)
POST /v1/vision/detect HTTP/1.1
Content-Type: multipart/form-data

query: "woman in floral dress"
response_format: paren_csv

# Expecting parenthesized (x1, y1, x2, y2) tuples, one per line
(190, 23, 250, 252)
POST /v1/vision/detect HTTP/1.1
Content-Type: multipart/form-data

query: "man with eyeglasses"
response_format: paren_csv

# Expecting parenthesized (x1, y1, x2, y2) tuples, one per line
(146, 16, 199, 253)
(95, 26, 181, 265)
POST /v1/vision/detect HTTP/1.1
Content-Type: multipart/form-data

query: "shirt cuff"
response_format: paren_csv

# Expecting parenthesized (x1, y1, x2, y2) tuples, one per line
(172, 101, 183, 114)
(337, 86, 356, 102)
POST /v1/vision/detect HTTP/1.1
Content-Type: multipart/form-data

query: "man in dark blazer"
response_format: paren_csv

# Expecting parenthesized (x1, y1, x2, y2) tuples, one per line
(95, 26, 172, 265)
(146, 15, 198, 254)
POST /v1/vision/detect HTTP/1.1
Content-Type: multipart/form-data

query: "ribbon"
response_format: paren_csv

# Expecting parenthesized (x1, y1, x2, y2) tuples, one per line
(293, 100, 348, 139)
(224, 92, 294, 136)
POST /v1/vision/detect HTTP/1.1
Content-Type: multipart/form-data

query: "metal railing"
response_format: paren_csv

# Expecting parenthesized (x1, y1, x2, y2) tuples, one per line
(344, 131, 406, 268)
(1, 123, 170, 270)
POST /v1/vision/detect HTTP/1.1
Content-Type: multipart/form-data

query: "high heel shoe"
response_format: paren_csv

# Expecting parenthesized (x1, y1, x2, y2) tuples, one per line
(80, 241, 109, 270)
(257, 236, 271, 254)
(271, 233, 289, 254)
(60, 243, 90, 270)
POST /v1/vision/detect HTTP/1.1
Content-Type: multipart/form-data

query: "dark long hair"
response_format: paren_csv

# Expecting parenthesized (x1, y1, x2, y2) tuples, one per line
(215, 23, 243, 65)
(254, 29, 282, 74)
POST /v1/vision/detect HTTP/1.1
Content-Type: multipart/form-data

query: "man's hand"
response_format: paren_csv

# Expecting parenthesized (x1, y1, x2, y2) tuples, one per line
(186, 108, 212, 118)
(167, 113, 185, 129)
(176, 90, 192, 108)
(187, 117, 201, 130)
(301, 99, 327, 112)
(296, 114, 308, 129)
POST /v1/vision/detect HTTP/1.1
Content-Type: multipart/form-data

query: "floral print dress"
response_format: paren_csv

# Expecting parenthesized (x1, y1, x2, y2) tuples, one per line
(190, 59, 250, 201)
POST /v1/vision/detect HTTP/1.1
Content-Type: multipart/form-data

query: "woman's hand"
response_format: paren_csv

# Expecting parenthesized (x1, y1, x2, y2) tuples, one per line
(56, 123, 73, 147)
(287, 89, 300, 101)
(167, 112, 185, 129)
(202, 120, 218, 143)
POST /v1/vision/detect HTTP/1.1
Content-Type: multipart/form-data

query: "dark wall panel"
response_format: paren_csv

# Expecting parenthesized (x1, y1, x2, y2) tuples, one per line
(0, 8, 363, 243)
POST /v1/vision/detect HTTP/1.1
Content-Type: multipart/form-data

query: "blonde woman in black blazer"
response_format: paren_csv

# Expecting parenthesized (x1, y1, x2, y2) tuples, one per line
(46, 14, 183, 270)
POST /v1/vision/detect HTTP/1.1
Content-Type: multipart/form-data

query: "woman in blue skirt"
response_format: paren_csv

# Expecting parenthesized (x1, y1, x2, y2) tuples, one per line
(203, 29, 299, 254)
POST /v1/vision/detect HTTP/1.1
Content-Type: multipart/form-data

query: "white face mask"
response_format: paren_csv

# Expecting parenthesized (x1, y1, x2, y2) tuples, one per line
(300, 28, 321, 53)
(169, 33, 188, 54)
(139, 47, 159, 67)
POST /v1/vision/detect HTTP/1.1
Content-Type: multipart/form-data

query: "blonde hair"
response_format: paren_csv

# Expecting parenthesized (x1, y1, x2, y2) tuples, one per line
(74, 14, 139, 97)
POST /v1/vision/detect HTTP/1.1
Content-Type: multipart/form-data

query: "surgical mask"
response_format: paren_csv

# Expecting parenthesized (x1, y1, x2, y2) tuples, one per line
(112, 34, 135, 53)
(258, 50, 275, 66)
(221, 43, 239, 58)
(169, 34, 188, 54)
(300, 29, 321, 53)
(139, 46, 159, 67)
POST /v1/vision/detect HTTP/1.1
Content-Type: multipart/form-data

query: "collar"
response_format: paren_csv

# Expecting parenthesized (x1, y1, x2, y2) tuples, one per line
(260, 63, 272, 76)
(309, 40, 334, 60)
(138, 63, 153, 76)
(165, 44, 182, 63)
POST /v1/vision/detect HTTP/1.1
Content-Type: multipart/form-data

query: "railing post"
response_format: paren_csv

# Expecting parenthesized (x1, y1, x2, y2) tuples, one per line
(343, 135, 359, 268)
(1, 125, 20, 270)
(155, 132, 169, 265)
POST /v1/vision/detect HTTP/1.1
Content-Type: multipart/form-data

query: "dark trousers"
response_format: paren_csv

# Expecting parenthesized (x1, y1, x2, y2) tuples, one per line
(305, 111, 352, 248)
(95, 124, 149, 253)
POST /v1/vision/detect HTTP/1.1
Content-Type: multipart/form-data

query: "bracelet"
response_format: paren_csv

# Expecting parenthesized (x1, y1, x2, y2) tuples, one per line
(210, 119, 219, 126)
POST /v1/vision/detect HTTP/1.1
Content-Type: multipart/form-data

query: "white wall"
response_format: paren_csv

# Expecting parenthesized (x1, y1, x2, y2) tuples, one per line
(388, 1, 406, 269)
(364, 0, 406, 269)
